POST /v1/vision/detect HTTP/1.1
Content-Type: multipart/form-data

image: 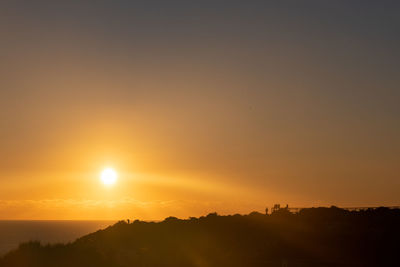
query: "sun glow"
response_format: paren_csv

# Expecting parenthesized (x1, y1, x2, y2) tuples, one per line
(100, 168, 118, 186)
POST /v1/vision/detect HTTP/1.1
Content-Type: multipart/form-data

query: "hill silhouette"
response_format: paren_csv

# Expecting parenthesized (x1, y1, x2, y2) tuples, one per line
(0, 206, 398, 267)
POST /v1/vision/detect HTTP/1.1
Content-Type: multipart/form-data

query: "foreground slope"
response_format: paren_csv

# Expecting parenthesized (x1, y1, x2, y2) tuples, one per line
(1, 207, 399, 267)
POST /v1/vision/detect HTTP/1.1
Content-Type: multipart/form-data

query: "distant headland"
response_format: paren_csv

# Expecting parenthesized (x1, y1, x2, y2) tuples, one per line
(1, 206, 398, 267)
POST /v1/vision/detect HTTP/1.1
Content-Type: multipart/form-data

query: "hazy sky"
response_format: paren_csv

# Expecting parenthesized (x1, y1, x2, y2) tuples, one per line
(0, 1, 399, 219)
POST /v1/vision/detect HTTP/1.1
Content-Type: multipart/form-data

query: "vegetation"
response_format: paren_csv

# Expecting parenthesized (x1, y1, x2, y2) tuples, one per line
(1, 206, 398, 266)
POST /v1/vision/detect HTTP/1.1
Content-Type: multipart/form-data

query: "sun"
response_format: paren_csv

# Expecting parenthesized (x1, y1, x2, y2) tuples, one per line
(100, 168, 118, 186)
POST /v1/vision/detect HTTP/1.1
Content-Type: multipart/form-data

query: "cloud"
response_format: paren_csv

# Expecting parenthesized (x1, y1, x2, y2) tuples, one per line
(0, 197, 269, 220)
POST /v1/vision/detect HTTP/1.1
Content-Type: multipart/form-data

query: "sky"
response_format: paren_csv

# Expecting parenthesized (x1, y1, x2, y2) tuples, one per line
(0, 1, 399, 220)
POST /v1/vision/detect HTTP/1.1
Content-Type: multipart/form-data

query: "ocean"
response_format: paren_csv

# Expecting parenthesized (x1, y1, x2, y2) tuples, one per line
(0, 220, 116, 256)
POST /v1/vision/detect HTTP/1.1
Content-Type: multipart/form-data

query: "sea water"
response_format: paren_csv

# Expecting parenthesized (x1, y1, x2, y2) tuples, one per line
(0, 220, 115, 256)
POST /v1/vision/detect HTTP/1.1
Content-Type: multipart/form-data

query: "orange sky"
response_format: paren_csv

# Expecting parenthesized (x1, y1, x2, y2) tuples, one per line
(0, 1, 399, 219)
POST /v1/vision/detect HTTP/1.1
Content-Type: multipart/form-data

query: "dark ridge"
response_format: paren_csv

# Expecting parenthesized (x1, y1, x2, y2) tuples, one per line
(1, 206, 399, 267)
